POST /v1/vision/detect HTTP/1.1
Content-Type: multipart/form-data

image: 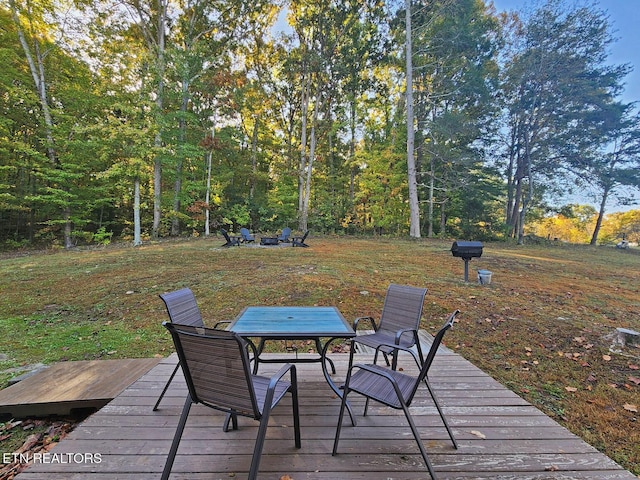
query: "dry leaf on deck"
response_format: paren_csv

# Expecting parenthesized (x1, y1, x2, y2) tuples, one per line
(470, 430, 486, 439)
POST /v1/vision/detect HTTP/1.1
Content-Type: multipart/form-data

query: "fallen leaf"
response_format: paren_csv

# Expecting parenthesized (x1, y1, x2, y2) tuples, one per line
(602, 355, 612, 361)
(623, 404, 638, 413)
(280, 476, 293, 480)
(629, 364, 639, 370)
(565, 386, 578, 392)
(544, 465, 559, 471)
(470, 430, 486, 439)
(586, 374, 597, 382)
(628, 376, 640, 385)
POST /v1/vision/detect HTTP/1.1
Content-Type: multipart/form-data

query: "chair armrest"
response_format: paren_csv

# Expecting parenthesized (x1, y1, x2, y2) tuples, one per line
(393, 327, 419, 344)
(372, 341, 421, 369)
(353, 316, 378, 331)
(349, 363, 404, 398)
(267, 363, 297, 392)
(372, 341, 415, 355)
(213, 320, 232, 330)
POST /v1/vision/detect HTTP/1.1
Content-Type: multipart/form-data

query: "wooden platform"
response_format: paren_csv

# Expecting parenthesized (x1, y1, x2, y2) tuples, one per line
(0, 358, 160, 418)
(14, 346, 636, 479)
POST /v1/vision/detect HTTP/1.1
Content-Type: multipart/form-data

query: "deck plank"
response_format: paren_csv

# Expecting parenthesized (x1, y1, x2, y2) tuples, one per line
(13, 348, 637, 480)
(0, 358, 160, 418)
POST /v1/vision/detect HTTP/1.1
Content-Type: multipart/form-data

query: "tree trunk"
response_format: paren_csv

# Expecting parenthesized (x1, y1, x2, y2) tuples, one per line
(405, 0, 420, 238)
(134, 177, 142, 246)
(298, 73, 311, 222)
(300, 87, 321, 232)
(205, 150, 212, 237)
(250, 117, 259, 200)
(349, 99, 356, 203)
(152, 0, 168, 239)
(172, 79, 190, 236)
(10, 0, 74, 248)
(590, 187, 609, 245)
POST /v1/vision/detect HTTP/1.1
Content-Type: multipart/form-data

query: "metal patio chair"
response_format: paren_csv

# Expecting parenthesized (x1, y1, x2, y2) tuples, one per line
(353, 284, 427, 370)
(154, 288, 205, 411)
(161, 323, 301, 480)
(333, 310, 460, 479)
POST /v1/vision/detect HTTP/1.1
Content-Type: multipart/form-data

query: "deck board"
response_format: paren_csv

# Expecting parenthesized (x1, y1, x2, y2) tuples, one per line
(13, 346, 636, 480)
(0, 358, 160, 418)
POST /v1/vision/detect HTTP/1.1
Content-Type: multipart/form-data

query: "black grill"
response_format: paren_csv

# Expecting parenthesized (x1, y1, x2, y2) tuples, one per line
(451, 241, 483, 282)
(451, 241, 483, 260)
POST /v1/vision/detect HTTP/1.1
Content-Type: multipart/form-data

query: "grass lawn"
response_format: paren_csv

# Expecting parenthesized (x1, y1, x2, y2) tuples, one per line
(0, 235, 638, 474)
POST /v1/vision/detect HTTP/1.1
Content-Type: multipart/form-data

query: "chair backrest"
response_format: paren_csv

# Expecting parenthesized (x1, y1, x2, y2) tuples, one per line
(164, 323, 259, 418)
(159, 288, 204, 328)
(221, 229, 231, 241)
(407, 310, 459, 405)
(240, 228, 251, 240)
(378, 284, 427, 335)
(279, 227, 291, 240)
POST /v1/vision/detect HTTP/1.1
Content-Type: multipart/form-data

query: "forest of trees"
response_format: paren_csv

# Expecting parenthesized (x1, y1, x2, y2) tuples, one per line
(1, 0, 639, 249)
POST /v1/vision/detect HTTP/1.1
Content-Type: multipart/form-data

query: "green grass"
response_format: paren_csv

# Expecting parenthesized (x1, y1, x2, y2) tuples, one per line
(0, 235, 638, 474)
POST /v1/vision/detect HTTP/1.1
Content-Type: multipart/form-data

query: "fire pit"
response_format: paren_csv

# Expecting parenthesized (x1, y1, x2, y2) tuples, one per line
(260, 237, 279, 246)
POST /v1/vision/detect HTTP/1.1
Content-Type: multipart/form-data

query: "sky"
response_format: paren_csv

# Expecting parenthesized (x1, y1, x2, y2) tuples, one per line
(492, 0, 640, 105)
(492, 1, 640, 212)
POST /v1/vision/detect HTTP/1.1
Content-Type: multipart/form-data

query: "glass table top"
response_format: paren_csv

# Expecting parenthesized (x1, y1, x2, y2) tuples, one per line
(229, 306, 355, 338)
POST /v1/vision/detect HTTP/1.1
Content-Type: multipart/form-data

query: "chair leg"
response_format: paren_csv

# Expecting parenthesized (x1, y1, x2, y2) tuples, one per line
(333, 347, 356, 455)
(161, 394, 192, 480)
(414, 332, 425, 365)
(332, 387, 349, 455)
(363, 397, 370, 416)
(249, 409, 271, 480)
(223, 411, 238, 432)
(425, 379, 457, 449)
(401, 402, 438, 480)
(373, 349, 391, 367)
(290, 370, 302, 448)
(153, 363, 180, 411)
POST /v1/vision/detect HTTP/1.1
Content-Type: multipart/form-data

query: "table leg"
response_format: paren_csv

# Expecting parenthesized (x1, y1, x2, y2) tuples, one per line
(315, 338, 336, 374)
(244, 338, 260, 374)
(321, 337, 356, 426)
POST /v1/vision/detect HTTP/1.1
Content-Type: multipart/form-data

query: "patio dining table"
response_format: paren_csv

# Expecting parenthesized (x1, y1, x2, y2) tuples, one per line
(229, 306, 356, 422)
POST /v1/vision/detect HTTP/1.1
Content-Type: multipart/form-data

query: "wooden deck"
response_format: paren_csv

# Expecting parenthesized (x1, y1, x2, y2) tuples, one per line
(0, 358, 160, 418)
(14, 345, 636, 480)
